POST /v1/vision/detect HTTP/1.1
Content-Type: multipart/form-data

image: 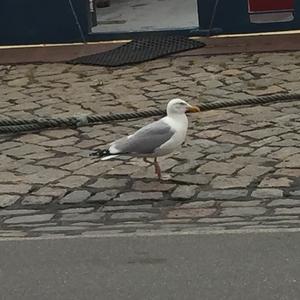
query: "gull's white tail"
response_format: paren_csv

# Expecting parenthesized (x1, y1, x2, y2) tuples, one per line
(101, 155, 119, 160)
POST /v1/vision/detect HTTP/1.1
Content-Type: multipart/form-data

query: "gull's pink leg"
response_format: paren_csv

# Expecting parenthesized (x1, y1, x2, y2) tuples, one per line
(154, 157, 161, 179)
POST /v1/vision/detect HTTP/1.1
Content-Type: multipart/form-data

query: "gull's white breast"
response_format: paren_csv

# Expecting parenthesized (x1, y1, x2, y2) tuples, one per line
(154, 115, 188, 156)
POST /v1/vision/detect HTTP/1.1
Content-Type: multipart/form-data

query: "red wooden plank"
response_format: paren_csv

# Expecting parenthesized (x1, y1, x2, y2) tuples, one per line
(248, 0, 294, 12)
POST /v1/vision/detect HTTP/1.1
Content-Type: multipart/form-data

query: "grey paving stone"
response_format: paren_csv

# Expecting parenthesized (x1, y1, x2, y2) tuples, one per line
(220, 200, 262, 207)
(41, 137, 78, 147)
(4, 144, 46, 156)
(202, 80, 223, 88)
(60, 190, 91, 204)
(241, 225, 286, 229)
(258, 177, 293, 187)
(205, 144, 235, 154)
(157, 158, 179, 172)
(229, 146, 254, 155)
(276, 154, 300, 168)
(268, 147, 300, 160)
(171, 161, 199, 173)
(33, 187, 67, 197)
(221, 207, 266, 216)
(250, 136, 281, 147)
(61, 158, 93, 171)
(217, 221, 260, 227)
(5, 222, 56, 229)
(31, 226, 85, 232)
(75, 161, 121, 176)
(151, 218, 192, 224)
(107, 164, 143, 176)
(274, 169, 300, 177)
(4, 214, 54, 224)
(228, 156, 276, 166)
(179, 200, 216, 208)
(238, 165, 272, 177)
(273, 139, 300, 147)
(197, 161, 243, 175)
(0, 172, 22, 182)
(0, 209, 39, 216)
(197, 189, 248, 200)
(251, 146, 277, 156)
(0, 230, 27, 237)
(16, 165, 46, 175)
(115, 192, 163, 202)
(210, 176, 254, 189)
(253, 216, 298, 221)
(0, 141, 22, 151)
(7, 77, 29, 86)
(23, 169, 70, 184)
(87, 190, 119, 202)
(206, 152, 235, 161)
(193, 139, 218, 148)
(267, 220, 300, 225)
(16, 134, 49, 144)
(22, 196, 53, 205)
(171, 185, 198, 199)
(125, 166, 155, 179)
(37, 156, 77, 167)
(281, 133, 300, 140)
(274, 208, 300, 215)
(110, 212, 157, 220)
(56, 175, 90, 188)
(132, 181, 175, 191)
(290, 191, 300, 196)
(172, 174, 212, 185)
(197, 217, 244, 223)
(195, 129, 223, 139)
(221, 69, 244, 76)
(251, 188, 283, 199)
(101, 204, 153, 212)
(215, 133, 249, 145)
(0, 184, 31, 194)
(89, 178, 129, 189)
(60, 207, 95, 213)
(221, 124, 250, 133)
(81, 230, 124, 236)
(0, 195, 20, 208)
(267, 199, 300, 207)
(167, 208, 216, 218)
(60, 213, 104, 221)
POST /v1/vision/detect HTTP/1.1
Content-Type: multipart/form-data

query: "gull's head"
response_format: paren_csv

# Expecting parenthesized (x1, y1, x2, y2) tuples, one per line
(167, 98, 200, 116)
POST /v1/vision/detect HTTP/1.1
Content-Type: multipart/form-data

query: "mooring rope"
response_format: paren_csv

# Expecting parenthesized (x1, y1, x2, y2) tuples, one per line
(0, 93, 299, 134)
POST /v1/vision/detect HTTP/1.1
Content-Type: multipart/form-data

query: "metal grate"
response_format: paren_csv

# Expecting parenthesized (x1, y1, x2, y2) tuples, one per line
(68, 36, 205, 67)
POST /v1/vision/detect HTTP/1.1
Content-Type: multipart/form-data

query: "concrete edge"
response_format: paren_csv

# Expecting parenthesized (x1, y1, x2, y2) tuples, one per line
(1, 227, 300, 242)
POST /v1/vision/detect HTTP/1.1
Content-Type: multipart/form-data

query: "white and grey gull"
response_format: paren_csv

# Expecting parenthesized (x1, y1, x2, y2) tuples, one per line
(91, 98, 200, 179)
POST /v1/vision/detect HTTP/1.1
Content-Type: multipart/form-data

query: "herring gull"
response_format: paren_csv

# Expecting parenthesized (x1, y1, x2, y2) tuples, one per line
(91, 98, 200, 179)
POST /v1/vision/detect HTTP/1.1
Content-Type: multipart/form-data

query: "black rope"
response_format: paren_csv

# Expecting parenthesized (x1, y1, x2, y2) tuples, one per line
(0, 93, 299, 134)
(208, 0, 220, 36)
(67, 0, 86, 43)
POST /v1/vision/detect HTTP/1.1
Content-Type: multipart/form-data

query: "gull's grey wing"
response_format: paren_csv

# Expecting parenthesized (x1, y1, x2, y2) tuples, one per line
(111, 120, 175, 155)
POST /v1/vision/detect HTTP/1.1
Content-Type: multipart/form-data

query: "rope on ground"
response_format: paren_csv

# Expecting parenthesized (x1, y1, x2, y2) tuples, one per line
(0, 93, 299, 134)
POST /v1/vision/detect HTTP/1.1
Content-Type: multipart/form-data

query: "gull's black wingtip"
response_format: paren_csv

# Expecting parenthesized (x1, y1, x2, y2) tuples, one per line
(89, 149, 110, 157)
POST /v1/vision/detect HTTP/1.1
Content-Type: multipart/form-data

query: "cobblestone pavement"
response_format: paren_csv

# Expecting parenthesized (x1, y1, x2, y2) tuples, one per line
(0, 51, 300, 238)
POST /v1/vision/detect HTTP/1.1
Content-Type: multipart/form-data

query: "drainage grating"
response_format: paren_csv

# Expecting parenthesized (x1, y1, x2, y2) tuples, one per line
(68, 36, 205, 67)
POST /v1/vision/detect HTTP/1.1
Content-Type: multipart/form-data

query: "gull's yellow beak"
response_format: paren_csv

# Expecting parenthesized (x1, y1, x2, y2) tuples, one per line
(186, 105, 201, 113)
